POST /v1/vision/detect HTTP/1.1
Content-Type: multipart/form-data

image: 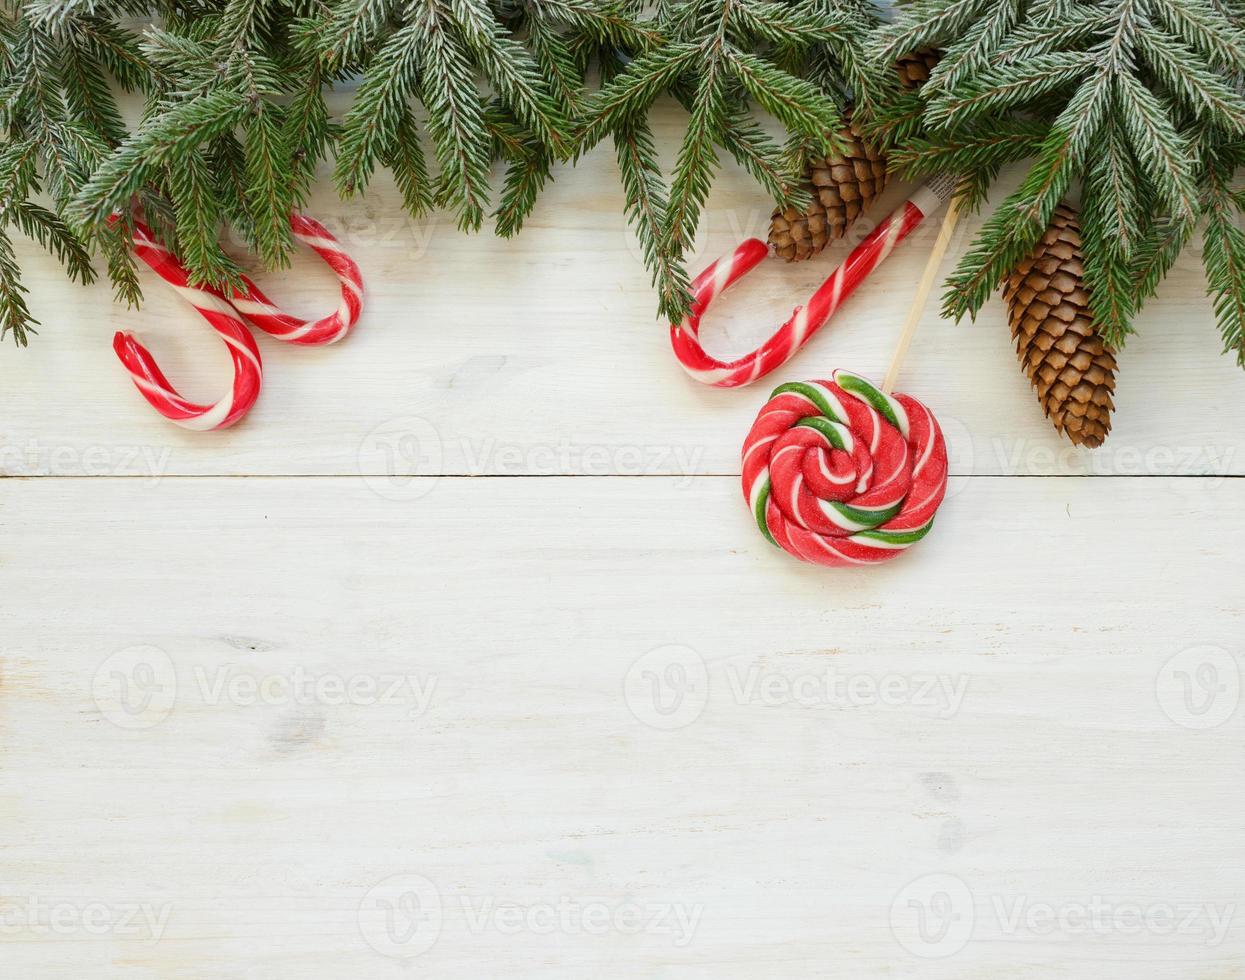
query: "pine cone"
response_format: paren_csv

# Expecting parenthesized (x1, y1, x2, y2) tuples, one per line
(1003, 203, 1117, 448)
(768, 115, 887, 262)
(896, 48, 941, 89)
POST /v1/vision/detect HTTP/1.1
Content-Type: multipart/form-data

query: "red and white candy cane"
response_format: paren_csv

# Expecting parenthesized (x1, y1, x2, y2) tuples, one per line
(112, 218, 262, 431)
(671, 174, 957, 387)
(226, 213, 364, 345)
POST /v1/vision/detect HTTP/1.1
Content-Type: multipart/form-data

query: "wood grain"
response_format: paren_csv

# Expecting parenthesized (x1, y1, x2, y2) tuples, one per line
(1, 476, 1243, 977)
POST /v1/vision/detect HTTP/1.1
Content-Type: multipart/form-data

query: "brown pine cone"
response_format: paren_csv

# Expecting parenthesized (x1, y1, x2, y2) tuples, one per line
(767, 115, 888, 262)
(896, 48, 941, 89)
(1002, 202, 1117, 448)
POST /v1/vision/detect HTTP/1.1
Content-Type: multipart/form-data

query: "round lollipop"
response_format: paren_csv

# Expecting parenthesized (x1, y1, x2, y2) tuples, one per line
(740, 183, 963, 567)
(742, 371, 947, 566)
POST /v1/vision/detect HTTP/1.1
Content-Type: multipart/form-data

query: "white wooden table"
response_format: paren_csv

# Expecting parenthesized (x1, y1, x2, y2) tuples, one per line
(3, 110, 1244, 978)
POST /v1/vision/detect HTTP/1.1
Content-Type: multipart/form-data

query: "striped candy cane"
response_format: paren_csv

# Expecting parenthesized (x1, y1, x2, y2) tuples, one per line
(671, 176, 956, 387)
(112, 219, 262, 431)
(227, 213, 364, 345)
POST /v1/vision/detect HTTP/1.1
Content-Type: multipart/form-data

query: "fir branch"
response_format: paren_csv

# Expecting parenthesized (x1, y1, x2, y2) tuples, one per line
(666, 57, 726, 258)
(0, 228, 35, 346)
(1113, 70, 1199, 220)
(887, 117, 1048, 179)
(614, 118, 692, 321)
(1202, 169, 1245, 365)
(1134, 26, 1245, 134)
(1151, 0, 1245, 75)
(9, 199, 95, 284)
(871, 0, 991, 67)
(923, 52, 1091, 128)
(414, 0, 493, 231)
(333, 21, 423, 198)
(243, 103, 296, 268)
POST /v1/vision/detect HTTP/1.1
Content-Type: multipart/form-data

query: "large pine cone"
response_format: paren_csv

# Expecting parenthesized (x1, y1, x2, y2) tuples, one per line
(1002, 203, 1117, 448)
(767, 115, 888, 262)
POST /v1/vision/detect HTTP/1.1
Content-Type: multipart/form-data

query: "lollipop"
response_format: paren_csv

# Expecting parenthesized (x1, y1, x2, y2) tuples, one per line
(738, 181, 964, 566)
(741, 371, 947, 566)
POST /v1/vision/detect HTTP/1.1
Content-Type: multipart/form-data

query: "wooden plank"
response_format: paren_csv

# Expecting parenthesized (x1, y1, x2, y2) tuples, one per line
(1, 109, 1243, 478)
(1, 475, 1242, 976)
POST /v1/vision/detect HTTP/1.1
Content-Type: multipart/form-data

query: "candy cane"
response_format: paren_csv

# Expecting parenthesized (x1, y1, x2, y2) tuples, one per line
(112, 219, 262, 431)
(672, 176, 957, 387)
(741, 371, 948, 566)
(226, 213, 364, 345)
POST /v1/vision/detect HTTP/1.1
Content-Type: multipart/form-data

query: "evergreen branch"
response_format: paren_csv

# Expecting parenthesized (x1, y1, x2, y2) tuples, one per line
(243, 102, 295, 268)
(726, 47, 841, 151)
(665, 55, 726, 259)
(871, 0, 991, 67)
(0, 228, 35, 346)
(994, 7, 1109, 63)
(70, 90, 249, 233)
(719, 107, 808, 210)
(61, 39, 127, 145)
(1134, 27, 1245, 134)
(1079, 129, 1138, 345)
(452, 0, 569, 155)
(323, 0, 397, 65)
(167, 147, 239, 286)
(925, 0, 1018, 94)
(8, 199, 95, 285)
(613, 118, 692, 321)
(527, 16, 586, 112)
(574, 43, 699, 152)
(1151, 0, 1245, 75)
(923, 52, 1091, 128)
(887, 117, 1048, 179)
(1113, 70, 1199, 220)
(414, 0, 492, 230)
(942, 131, 1074, 320)
(1131, 214, 1193, 305)
(1202, 171, 1245, 365)
(494, 146, 553, 237)
(333, 21, 422, 198)
(383, 109, 434, 216)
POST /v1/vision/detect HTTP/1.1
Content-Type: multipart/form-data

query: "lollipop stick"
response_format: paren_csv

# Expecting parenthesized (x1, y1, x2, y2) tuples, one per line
(882, 193, 962, 395)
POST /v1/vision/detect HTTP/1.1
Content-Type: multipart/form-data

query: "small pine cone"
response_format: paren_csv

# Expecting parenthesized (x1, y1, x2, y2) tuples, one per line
(1003, 202, 1117, 448)
(896, 48, 941, 90)
(768, 115, 887, 262)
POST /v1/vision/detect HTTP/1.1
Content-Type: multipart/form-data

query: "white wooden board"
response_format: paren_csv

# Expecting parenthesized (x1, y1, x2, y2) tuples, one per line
(2, 477, 1244, 977)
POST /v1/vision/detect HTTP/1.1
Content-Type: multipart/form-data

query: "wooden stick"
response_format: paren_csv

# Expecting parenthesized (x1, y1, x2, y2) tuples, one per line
(882, 194, 961, 395)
